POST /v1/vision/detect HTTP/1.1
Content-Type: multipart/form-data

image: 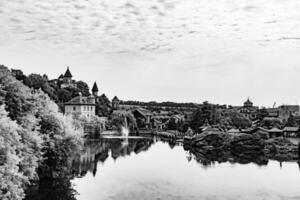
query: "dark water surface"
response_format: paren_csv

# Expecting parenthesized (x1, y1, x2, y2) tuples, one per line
(71, 138, 300, 200)
(26, 137, 300, 200)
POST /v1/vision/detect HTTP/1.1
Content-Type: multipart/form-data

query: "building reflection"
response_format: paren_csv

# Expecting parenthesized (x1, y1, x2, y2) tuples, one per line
(71, 138, 154, 177)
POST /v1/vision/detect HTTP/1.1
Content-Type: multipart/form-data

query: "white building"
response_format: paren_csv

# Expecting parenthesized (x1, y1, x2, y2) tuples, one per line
(64, 93, 96, 119)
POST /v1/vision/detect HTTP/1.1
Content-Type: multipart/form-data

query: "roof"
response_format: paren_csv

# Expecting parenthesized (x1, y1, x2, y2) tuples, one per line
(112, 96, 119, 101)
(132, 107, 152, 117)
(244, 98, 253, 104)
(227, 128, 240, 133)
(283, 126, 299, 132)
(268, 127, 283, 133)
(58, 74, 64, 79)
(65, 96, 95, 106)
(64, 67, 73, 78)
(92, 82, 99, 92)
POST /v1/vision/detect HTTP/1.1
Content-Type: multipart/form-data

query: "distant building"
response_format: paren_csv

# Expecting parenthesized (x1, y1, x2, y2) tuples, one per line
(92, 82, 99, 97)
(112, 96, 120, 110)
(60, 67, 77, 88)
(64, 93, 96, 119)
(237, 98, 259, 120)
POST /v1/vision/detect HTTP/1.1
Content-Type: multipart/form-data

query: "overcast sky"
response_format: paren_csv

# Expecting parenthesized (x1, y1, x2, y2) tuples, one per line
(1, 0, 300, 107)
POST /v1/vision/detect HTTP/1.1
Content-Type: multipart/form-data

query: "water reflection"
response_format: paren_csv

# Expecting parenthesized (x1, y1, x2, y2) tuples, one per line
(26, 137, 300, 200)
(71, 138, 154, 177)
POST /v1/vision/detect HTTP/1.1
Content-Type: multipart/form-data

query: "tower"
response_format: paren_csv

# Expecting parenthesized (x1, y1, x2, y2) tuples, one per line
(92, 82, 99, 97)
(64, 66, 73, 83)
(112, 96, 120, 110)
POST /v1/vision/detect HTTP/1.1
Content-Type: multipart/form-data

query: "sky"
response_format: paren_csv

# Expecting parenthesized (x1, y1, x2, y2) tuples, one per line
(1, 0, 300, 107)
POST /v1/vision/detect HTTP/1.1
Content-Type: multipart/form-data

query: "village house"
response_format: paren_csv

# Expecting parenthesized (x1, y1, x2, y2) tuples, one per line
(64, 93, 96, 119)
(238, 98, 259, 120)
(283, 126, 299, 137)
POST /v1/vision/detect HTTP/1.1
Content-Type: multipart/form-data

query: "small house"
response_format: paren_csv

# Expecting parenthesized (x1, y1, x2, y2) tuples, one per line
(283, 127, 299, 137)
(64, 93, 96, 119)
(268, 127, 283, 138)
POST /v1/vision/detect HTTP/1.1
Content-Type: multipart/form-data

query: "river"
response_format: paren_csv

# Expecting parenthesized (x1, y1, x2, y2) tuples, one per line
(25, 137, 300, 200)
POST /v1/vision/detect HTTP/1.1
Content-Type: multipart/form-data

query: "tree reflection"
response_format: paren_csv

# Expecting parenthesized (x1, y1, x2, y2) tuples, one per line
(25, 178, 77, 200)
(184, 145, 269, 166)
(71, 138, 154, 177)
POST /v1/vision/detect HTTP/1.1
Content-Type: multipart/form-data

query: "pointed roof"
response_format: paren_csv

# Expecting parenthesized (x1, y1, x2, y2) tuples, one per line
(58, 74, 64, 79)
(244, 98, 253, 104)
(112, 96, 119, 101)
(64, 66, 72, 78)
(92, 82, 99, 92)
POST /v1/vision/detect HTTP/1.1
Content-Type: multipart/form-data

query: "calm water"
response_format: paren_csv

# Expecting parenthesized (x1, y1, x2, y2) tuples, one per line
(69, 138, 300, 200)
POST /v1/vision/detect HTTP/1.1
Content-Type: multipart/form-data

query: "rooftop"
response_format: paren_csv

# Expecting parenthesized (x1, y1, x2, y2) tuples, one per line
(65, 95, 95, 105)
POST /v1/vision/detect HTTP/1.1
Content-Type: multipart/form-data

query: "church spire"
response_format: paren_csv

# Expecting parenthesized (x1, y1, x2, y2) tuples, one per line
(64, 66, 73, 78)
(92, 82, 99, 96)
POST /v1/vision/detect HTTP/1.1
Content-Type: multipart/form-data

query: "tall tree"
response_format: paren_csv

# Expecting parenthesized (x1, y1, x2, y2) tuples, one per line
(76, 81, 90, 96)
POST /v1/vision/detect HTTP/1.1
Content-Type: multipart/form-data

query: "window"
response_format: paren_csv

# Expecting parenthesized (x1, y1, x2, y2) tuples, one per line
(73, 106, 76, 111)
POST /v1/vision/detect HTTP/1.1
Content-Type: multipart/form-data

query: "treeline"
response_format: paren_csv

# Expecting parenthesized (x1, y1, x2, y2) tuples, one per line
(120, 100, 199, 108)
(0, 65, 84, 200)
(11, 69, 112, 117)
(11, 69, 90, 107)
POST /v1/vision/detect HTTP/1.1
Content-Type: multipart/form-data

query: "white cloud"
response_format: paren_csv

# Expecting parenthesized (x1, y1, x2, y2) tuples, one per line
(0, 0, 300, 106)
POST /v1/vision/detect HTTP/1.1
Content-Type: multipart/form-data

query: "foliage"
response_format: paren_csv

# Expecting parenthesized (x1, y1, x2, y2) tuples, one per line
(76, 81, 90, 96)
(0, 65, 83, 200)
(109, 111, 137, 132)
(189, 101, 221, 130)
(96, 94, 111, 117)
(221, 110, 252, 129)
(261, 117, 283, 129)
(286, 115, 297, 127)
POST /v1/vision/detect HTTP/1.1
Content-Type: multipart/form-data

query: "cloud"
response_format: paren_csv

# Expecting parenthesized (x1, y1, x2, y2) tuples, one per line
(1, 0, 300, 105)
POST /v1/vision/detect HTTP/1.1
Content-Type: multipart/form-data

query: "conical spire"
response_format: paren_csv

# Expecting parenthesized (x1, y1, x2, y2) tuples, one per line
(92, 82, 99, 92)
(64, 66, 73, 78)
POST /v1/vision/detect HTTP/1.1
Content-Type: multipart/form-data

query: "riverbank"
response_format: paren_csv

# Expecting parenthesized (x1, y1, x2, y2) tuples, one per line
(183, 131, 299, 163)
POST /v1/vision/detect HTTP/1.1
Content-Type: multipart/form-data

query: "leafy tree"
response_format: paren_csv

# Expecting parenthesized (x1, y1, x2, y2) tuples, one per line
(11, 69, 26, 82)
(189, 101, 221, 130)
(96, 94, 111, 117)
(286, 114, 297, 127)
(57, 89, 72, 103)
(222, 110, 252, 128)
(261, 117, 283, 129)
(65, 87, 81, 99)
(24, 74, 47, 90)
(76, 81, 90, 96)
(257, 108, 269, 121)
(0, 65, 84, 199)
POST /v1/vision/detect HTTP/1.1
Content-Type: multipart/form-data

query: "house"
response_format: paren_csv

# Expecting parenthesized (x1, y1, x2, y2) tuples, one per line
(283, 127, 299, 137)
(268, 127, 283, 138)
(131, 108, 152, 129)
(112, 96, 120, 110)
(64, 93, 96, 119)
(234, 98, 259, 120)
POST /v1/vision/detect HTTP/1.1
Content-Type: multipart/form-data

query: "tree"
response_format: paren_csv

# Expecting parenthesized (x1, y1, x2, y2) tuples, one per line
(24, 74, 47, 90)
(189, 101, 221, 130)
(96, 94, 111, 117)
(11, 69, 26, 82)
(286, 114, 297, 127)
(0, 65, 84, 199)
(223, 110, 252, 128)
(261, 117, 283, 129)
(57, 89, 72, 103)
(76, 81, 90, 96)
(257, 108, 269, 121)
